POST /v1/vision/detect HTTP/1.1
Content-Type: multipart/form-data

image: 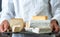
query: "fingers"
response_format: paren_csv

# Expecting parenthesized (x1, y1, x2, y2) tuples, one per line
(0, 25, 4, 32)
(50, 23, 54, 31)
(50, 19, 59, 33)
(4, 24, 8, 32)
(54, 25, 59, 33)
(3, 20, 10, 32)
(4, 28, 7, 31)
(4, 25, 10, 32)
(51, 24, 59, 33)
(0, 20, 10, 32)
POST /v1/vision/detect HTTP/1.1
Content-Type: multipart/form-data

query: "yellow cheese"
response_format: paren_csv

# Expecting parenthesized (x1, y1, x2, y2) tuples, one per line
(9, 18, 24, 32)
(32, 16, 48, 20)
(12, 25, 21, 32)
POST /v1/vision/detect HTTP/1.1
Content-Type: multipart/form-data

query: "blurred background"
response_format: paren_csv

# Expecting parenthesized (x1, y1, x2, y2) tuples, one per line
(0, 0, 2, 12)
(0, 0, 2, 17)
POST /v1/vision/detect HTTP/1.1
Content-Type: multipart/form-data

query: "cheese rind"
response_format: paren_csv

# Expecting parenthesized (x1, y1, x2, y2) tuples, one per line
(32, 16, 48, 20)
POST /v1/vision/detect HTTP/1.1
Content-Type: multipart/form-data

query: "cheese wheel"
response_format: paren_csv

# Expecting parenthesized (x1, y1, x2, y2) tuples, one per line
(32, 16, 48, 20)
(9, 18, 24, 32)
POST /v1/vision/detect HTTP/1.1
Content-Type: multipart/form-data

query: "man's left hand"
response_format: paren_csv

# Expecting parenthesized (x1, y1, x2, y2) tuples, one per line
(50, 19, 59, 33)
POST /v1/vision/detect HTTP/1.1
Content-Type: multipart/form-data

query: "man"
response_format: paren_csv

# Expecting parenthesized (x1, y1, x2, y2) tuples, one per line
(0, 0, 60, 37)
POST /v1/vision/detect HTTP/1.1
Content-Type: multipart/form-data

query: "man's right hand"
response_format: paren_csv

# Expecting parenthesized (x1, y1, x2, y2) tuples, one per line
(0, 20, 10, 32)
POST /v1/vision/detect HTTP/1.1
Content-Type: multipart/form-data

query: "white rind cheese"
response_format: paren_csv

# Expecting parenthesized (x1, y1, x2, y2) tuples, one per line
(29, 20, 51, 28)
(25, 20, 52, 33)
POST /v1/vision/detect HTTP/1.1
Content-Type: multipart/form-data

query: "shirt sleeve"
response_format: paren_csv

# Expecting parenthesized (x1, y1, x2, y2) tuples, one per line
(0, 0, 15, 24)
(50, 0, 60, 25)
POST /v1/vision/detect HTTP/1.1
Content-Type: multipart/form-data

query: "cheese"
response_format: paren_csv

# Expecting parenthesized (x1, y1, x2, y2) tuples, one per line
(25, 20, 50, 28)
(25, 27, 51, 34)
(29, 20, 50, 28)
(32, 16, 48, 20)
(32, 28, 51, 33)
(25, 20, 52, 33)
(25, 22, 30, 28)
(12, 25, 21, 32)
(9, 18, 24, 32)
(25, 16, 48, 28)
(25, 16, 52, 33)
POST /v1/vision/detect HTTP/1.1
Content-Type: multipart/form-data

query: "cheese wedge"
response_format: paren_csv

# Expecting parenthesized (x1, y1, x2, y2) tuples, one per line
(9, 18, 24, 32)
(32, 16, 48, 20)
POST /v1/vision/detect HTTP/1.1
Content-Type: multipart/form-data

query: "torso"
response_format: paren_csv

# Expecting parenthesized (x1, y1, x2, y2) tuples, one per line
(13, 0, 51, 22)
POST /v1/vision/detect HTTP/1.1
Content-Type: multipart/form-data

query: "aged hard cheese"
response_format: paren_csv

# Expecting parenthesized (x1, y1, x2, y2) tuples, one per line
(12, 25, 21, 32)
(32, 16, 48, 20)
(9, 18, 24, 32)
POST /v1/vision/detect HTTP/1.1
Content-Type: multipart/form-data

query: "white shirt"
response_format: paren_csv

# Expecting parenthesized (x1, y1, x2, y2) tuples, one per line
(1, 0, 60, 24)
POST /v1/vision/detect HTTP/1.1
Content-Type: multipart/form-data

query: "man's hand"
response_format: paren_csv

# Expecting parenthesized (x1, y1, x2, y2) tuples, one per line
(0, 20, 10, 32)
(51, 19, 59, 33)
